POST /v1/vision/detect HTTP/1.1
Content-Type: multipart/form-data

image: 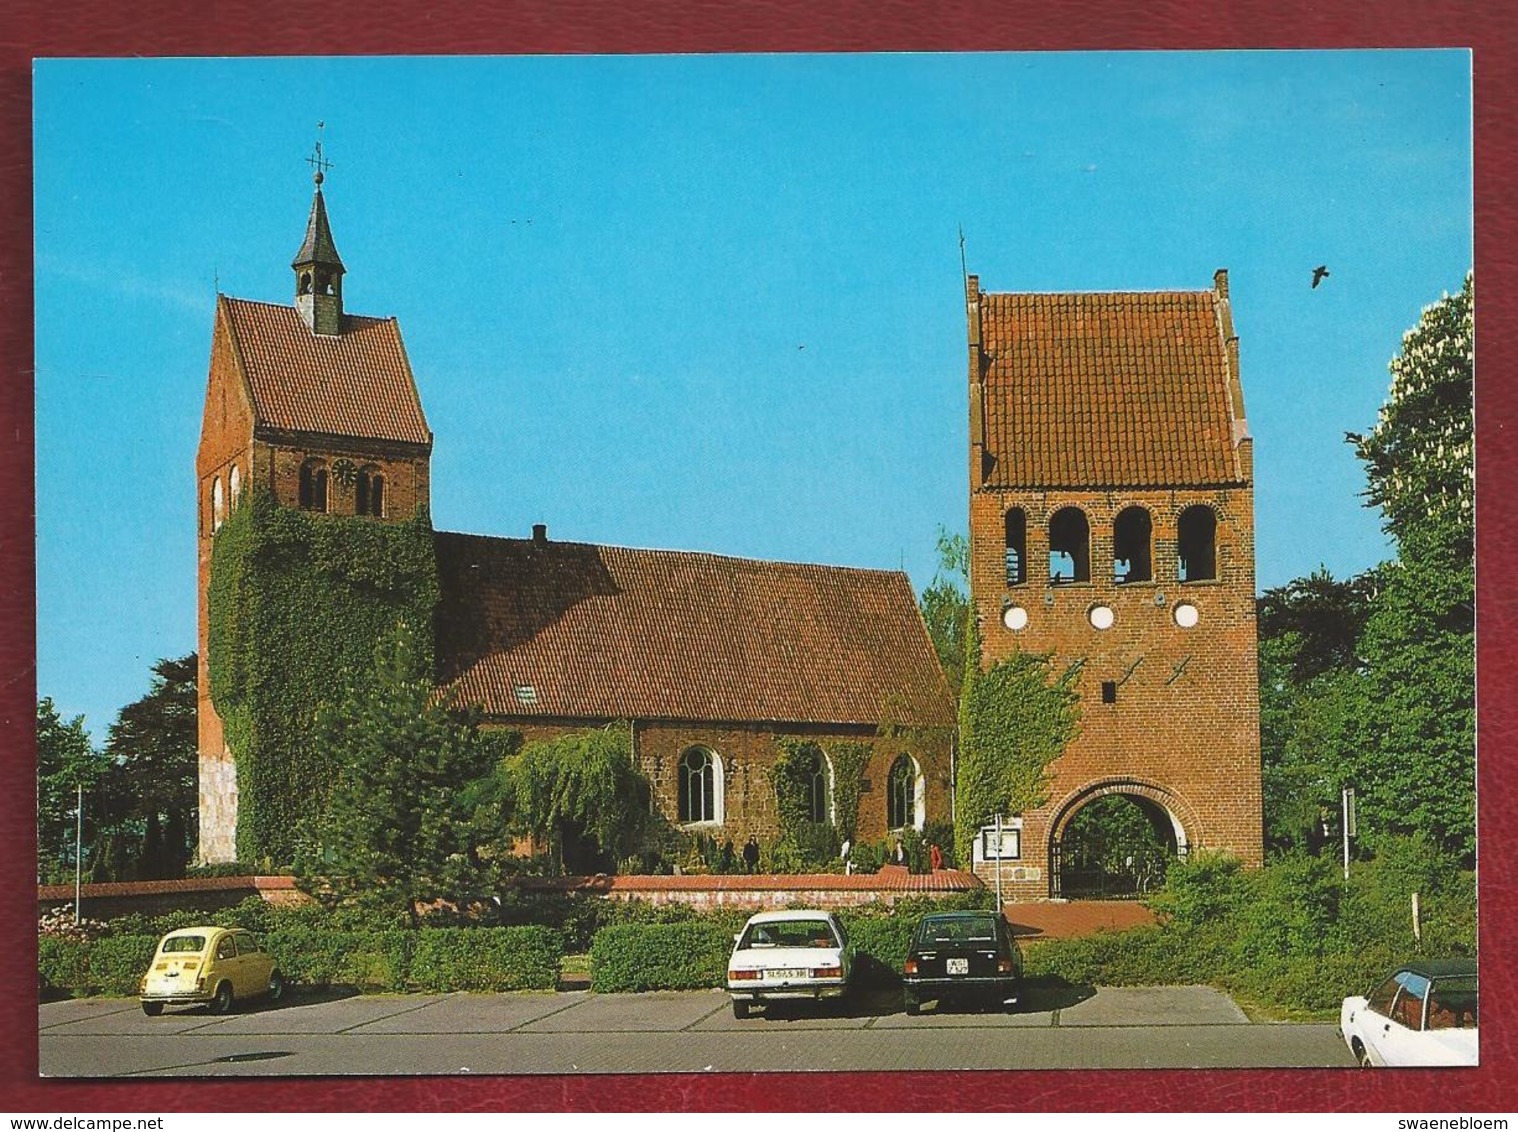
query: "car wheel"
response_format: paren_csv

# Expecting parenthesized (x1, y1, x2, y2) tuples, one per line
(904, 994, 920, 1016)
(1354, 1041, 1374, 1068)
(267, 971, 286, 1003)
(732, 999, 752, 1020)
(210, 982, 234, 1015)
(141, 1001, 163, 1017)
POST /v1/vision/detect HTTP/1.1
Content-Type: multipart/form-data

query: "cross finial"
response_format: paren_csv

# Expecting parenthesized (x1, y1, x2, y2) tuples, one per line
(305, 121, 333, 186)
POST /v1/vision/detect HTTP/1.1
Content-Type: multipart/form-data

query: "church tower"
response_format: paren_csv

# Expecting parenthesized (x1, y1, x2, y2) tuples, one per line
(194, 149, 434, 863)
(965, 270, 1263, 899)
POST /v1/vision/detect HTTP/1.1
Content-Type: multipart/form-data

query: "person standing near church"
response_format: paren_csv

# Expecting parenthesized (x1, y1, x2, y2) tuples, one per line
(743, 835, 760, 873)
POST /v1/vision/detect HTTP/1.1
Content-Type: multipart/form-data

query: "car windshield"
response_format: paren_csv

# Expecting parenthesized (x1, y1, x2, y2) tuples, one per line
(161, 935, 206, 954)
(917, 918, 997, 946)
(740, 920, 838, 949)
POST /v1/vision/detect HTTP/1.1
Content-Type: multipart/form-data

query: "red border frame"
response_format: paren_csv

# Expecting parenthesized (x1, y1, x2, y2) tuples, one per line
(4, 0, 1512, 1112)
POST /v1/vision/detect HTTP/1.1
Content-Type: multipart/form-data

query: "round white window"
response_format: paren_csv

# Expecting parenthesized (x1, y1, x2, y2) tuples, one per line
(1088, 605, 1114, 630)
(1174, 603, 1200, 628)
(1002, 605, 1029, 631)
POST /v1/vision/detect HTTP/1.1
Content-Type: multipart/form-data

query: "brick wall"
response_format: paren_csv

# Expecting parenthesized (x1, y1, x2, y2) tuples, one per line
(497, 718, 953, 848)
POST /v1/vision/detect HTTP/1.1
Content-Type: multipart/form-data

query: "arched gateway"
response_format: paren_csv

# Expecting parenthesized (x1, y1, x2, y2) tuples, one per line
(964, 271, 1263, 900)
(1048, 778, 1199, 899)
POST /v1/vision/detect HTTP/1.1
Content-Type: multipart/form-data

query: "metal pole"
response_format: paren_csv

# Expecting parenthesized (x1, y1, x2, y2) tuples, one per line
(1412, 893, 1422, 945)
(1342, 787, 1351, 882)
(74, 783, 82, 924)
(994, 813, 1004, 911)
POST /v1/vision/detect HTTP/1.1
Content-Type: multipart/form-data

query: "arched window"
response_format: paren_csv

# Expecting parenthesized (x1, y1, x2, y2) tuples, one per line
(1113, 506, 1153, 584)
(784, 746, 832, 825)
(1178, 505, 1217, 582)
(228, 464, 241, 510)
(356, 468, 386, 517)
(1048, 507, 1090, 584)
(678, 747, 724, 825)
(298, 459, 328, 513)
(1004, 507, 1027, 586)
(211, 477, 224, 531)
(887, 754, 923, 831)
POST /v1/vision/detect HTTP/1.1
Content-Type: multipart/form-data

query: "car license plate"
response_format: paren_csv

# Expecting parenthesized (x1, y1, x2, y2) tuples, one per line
(768, 968, 806, 980)
(947, 958, 970, 975)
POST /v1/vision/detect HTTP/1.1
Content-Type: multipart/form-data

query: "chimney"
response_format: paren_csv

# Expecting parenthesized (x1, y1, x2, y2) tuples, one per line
(532, 523, 548, 545)
(1213, 268, 1229, 300)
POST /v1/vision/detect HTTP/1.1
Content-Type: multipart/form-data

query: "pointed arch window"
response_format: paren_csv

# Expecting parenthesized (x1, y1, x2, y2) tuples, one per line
(299, 459, 329, 513)
(1113, 506, 1153, 584)
(228, 465, 241, 511)
(678, 747, 724, 825)
(1048, 507, 1090, 584)
(783, 745, 833, 825)
(1178, 505, 1218, 582)
(356, 467, 386, 517)
(887, 754, 924, 831)
(1004, 507, 1027, 586)
(211, 477, 224, 532)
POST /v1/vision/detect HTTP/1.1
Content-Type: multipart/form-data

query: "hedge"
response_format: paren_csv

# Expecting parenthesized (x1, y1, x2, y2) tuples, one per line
(40, 926, 563, 998)
(40, 935, 158, 998)
(590, 921, 735, 992)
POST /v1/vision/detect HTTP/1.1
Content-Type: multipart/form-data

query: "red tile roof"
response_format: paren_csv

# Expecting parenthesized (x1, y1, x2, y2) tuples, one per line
(220, 296, 431, 447)
(976, 286, 1245, 488)
(434, 532, 956, 728)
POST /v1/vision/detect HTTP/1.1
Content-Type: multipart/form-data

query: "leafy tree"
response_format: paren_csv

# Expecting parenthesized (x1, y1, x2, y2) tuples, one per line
(92, 654, 199, 880)
(314, 623, 511, 925)
(36, 699, 108, 884)
(918, 527, 970, 699)
(509, 725, 653, 874)
(955, 616, 1081, 855)
(1351, 274, 1473, 564)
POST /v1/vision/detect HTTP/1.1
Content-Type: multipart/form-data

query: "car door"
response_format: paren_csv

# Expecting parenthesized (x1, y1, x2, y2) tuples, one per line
(1362, 970, 1428, 1066)
(233, 932, 273, 997)
(212, 932, 242, 996)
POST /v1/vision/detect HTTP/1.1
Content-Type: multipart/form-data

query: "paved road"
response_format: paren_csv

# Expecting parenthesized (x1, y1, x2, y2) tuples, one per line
(39, 983, 1355, 1076)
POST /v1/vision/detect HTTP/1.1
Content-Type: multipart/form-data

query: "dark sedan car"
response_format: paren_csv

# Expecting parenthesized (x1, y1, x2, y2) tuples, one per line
(902, 910, 1023, 1015)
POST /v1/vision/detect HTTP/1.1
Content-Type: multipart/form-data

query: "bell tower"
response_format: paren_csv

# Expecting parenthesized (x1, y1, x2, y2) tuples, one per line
(292, 129, 345, 336)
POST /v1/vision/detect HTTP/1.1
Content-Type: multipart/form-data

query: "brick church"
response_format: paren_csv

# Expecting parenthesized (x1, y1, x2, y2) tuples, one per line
(193, 174, 955, 865)
(964, 272, 1264, 899)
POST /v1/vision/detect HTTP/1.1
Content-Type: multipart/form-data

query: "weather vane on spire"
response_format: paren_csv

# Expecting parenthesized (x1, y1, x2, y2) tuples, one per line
(305, 121, 333, 186)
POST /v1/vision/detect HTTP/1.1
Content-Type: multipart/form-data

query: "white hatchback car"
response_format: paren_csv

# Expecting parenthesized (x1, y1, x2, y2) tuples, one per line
(726, 910, 852, 1019)
(1340, 958, 1477, 1067)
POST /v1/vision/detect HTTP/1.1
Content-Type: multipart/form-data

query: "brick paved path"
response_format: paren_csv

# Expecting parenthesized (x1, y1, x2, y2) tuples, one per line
(1002, 899, 1156, 940)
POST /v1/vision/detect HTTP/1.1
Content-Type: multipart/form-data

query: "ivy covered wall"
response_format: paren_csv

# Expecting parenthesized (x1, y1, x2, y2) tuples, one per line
(206, 491, 440, 864)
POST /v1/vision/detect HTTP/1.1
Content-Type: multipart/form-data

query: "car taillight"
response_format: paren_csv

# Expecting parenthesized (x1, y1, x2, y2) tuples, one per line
(997, 959, 1014, 973)
(903, 959, 919, 975)
(728, 969, 760, 981)
(810, 966, 842, 979)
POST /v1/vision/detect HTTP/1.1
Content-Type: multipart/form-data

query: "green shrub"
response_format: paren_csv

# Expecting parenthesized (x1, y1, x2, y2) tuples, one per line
(38, 937, 89, 997)
(839, 912, 915, 984)
(409, 927, 561, 991)
(590, 921, 735, 992)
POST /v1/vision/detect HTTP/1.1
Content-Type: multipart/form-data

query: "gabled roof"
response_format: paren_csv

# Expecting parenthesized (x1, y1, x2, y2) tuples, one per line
(975, 281, 1246, 489)
(219, 296, 431, 448)
(433, 532, 956, 729)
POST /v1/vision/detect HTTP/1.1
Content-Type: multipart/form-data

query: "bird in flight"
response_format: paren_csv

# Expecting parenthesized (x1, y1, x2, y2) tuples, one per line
(1311, 265, 1330, 289)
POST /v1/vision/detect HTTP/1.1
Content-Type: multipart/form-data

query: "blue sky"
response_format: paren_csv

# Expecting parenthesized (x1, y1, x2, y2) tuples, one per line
(33, 51, 1472, 742)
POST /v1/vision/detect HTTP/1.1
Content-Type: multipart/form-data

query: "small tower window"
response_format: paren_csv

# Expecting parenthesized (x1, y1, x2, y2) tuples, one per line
(299, 459, 329, 513)
(1178, 505, 1218, 583)
(1048, 507, 1090, 584)
(1004, 507, 1027, 586)
(1114, 506, 1153, 584)
(211, 477, 224, 531)
(356, 468, 386, 517)
(229, 464, 241, 510)
(298, 272, 313, 296)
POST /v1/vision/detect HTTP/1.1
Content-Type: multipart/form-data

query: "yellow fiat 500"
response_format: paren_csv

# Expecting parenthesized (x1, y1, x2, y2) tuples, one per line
(139, 926, 286, 1016)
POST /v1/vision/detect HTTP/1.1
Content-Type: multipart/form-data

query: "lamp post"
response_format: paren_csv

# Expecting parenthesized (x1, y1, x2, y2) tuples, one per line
(74, 783, 82, 924)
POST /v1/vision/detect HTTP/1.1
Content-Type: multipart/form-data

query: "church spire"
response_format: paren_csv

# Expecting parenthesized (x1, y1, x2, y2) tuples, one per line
(292, 124, 345, 335)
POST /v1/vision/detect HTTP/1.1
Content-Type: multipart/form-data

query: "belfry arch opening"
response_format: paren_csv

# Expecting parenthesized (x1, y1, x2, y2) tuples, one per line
(1048, 507, 1090, 584)
(1051, 789, 1188, 899)
(1177, 505, 1217, 582)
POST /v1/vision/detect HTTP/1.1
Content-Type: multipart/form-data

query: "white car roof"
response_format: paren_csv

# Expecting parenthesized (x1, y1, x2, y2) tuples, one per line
(743, 910, 836, 925)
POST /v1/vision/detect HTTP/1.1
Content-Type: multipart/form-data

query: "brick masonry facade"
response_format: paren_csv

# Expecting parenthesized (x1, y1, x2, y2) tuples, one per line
(966, 275, 1263, 899)
(495, 718, 952, 848)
